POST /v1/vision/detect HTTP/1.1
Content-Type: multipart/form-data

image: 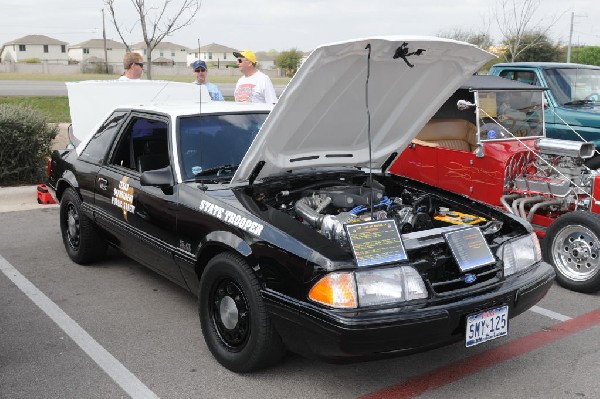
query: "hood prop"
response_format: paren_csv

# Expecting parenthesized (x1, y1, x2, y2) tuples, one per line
(365, 43, 375, 220)
(248, 160, 265, 189)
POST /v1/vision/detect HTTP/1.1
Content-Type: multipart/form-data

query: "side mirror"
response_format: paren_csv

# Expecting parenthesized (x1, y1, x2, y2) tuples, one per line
(140, 165, 174, 188)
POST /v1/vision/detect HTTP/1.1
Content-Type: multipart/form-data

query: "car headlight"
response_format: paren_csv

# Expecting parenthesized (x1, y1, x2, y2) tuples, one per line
(498, 232, 541, 277)
(308, 266, 428, 309)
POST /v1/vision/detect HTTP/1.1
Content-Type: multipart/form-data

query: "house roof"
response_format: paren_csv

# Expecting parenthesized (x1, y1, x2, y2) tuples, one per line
(132, 41, 187, 50)
(195, 42, 238, 53)
(70, 39, 126, 49)
(3, 34, 67, 45)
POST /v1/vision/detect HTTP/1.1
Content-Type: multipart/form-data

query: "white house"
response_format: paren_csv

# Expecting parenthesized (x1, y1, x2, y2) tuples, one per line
(187, 43, 238, 68)
(132, 41, 188, 66)
(254, 52, 276, 70)
(68, 39, 126, 64)
(0, 35, 68, 64)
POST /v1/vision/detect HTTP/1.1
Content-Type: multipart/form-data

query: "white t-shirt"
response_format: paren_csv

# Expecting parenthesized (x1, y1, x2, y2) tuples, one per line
(234, 70, 277, 104)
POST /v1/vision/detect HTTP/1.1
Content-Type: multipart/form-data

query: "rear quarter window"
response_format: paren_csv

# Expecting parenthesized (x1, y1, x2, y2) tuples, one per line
(79, 111, 128, 164)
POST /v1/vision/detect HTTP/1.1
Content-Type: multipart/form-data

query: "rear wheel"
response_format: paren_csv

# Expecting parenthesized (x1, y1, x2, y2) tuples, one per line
(198, 252, 285, 372)
(59, 188, 107, 264)
(543, 211, 600, 293)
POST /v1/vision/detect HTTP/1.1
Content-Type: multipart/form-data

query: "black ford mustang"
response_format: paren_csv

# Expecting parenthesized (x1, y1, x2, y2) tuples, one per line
(47, 37, 555, 372)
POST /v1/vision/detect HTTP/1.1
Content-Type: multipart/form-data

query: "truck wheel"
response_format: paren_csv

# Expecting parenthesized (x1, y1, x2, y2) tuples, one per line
(543, 211, 600, 293)
(199, 252, 285, 372)
(59, 188, 107, 264)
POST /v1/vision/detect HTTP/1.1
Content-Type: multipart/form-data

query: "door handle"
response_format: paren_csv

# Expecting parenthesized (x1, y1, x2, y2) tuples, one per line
(98, 177, 108, 191)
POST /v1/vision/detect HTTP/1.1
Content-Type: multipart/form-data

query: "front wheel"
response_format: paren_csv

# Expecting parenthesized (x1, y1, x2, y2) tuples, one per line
(543, 211, 600, 293)
(198, 253, 285, 372)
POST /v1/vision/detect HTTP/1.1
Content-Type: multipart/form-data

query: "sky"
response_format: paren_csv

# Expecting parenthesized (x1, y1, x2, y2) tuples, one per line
(1, 0, 599, 52)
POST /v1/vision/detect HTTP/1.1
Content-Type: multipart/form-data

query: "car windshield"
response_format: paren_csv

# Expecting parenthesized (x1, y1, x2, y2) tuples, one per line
(542, 67, 600, 106)
(477, 90, 545, 141)
(178, 112, 269, 181)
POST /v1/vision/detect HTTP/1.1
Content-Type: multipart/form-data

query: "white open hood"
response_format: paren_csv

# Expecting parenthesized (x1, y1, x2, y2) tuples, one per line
(231, 36, 494, 184)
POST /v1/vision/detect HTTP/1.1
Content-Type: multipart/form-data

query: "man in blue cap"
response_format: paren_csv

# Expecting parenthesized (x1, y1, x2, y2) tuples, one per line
(191, 60, 224, 101)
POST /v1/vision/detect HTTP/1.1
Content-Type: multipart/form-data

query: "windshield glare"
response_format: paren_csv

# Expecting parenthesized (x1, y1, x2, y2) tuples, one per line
(178, 113, 268, 181)
(543, 68, 600, 106)
(477, 90, 545, 141)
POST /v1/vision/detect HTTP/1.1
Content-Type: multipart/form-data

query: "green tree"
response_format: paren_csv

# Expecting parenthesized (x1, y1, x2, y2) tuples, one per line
(505, 32, 562, 62)
(275, 49, 303, 77)
(571, 46, 600, 66)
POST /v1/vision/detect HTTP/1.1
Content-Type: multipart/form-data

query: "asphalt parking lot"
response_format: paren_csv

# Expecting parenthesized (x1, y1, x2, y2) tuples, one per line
(1, 203, 599, 398)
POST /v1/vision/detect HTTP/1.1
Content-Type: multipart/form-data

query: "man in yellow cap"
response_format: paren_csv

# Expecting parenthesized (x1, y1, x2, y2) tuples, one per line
(233, 50, 277, 104)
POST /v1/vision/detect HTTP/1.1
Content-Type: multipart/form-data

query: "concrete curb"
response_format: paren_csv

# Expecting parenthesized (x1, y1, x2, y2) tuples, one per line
(0, 185, 58, 213)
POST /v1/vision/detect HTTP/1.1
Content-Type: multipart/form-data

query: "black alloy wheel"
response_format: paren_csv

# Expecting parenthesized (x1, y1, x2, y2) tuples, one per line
(199, 252, 285, 372)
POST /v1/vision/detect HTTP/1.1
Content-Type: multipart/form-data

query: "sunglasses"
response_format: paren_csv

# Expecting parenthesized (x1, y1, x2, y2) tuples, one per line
(237, 58, 244, 64)
(194, 67, 206, 72)
(133, 62, 144, 68)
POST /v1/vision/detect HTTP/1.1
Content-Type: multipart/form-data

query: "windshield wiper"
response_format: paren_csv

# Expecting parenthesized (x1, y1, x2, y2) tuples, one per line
(193, 164, 239, 178)
(180, 164, 240, 184)
(564, 99, 594, 105)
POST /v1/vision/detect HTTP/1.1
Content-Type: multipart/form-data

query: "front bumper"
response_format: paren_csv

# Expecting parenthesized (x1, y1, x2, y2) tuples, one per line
(263, 261, 555, 362)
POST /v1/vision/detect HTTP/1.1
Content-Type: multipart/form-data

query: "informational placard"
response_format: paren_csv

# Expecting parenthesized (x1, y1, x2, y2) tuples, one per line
(346, 220, 407, 267)
(444, 227, 495, 271)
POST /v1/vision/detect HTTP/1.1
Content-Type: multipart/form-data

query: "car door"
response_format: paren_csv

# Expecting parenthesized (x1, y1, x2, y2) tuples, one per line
(94, 112, 185, 286)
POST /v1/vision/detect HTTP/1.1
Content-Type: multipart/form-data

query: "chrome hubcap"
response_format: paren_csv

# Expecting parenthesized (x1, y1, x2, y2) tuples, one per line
(552, 224, 600, 282)
(219, 296, 239, 330)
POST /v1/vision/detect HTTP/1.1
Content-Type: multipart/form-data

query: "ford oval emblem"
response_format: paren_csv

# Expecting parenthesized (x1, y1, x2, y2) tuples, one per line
(464, 274, 477, 284)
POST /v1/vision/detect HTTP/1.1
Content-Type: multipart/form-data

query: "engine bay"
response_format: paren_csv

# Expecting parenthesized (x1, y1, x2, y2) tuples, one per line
(260, 173, 497, 251)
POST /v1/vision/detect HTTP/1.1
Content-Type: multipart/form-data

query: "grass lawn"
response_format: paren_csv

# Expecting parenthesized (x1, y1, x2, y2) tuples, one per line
(0, 96, 70, 123)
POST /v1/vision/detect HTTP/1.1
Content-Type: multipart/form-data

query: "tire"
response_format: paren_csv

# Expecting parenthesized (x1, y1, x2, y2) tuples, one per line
(542, 211, 600, 293)
(198, 252, 285, 372)
(59, 188, 107, 264)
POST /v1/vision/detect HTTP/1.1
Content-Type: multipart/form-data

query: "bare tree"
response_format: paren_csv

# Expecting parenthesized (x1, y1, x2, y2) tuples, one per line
(105, 0, 201, 79)
(494, 0, 563, 62)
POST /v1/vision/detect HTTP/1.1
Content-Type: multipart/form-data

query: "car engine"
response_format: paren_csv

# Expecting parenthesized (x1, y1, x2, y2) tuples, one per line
(504, 138, 600, 220)
(269, 177, 492, 250)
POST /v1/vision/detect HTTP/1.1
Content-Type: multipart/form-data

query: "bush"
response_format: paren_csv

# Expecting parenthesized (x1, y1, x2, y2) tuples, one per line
(20, 58, 41, 64)
(0, 104, 58, 185)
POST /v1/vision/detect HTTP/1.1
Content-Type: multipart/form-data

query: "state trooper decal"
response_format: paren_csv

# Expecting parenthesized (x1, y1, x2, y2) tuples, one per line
(112, 176, 136, 221)
(198, 199, 264, 236)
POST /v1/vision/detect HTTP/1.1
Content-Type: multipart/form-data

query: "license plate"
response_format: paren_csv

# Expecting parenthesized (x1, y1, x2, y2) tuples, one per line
(465, 305, 508, 347)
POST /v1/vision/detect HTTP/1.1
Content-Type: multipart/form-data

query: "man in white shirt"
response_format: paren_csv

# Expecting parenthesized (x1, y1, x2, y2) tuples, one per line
(118, 52, 144, 81)
(233, 50, 277, 104)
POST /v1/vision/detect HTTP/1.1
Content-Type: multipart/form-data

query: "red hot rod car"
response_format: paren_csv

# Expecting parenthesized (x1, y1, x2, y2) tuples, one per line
(390, 75, 600, 293)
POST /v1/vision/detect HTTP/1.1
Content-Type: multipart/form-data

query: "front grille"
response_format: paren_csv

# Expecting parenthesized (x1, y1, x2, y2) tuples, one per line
(428, 263, 502, 294)
(411, 243, 502, 295)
